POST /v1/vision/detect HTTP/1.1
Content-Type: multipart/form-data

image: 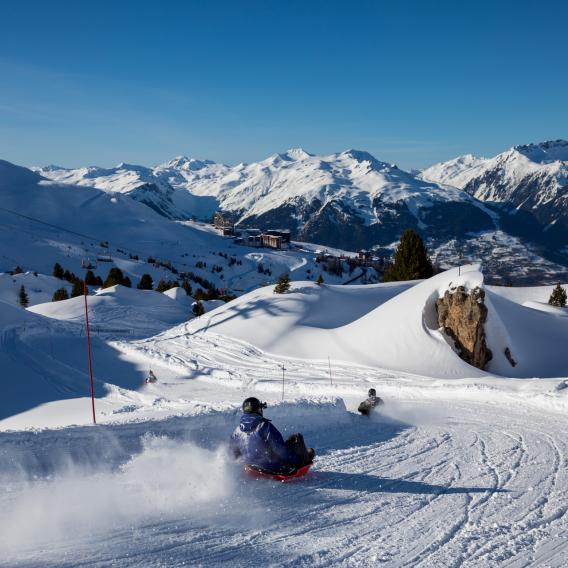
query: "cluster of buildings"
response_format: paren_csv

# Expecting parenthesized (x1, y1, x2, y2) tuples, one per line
(213, 212, 291, 250)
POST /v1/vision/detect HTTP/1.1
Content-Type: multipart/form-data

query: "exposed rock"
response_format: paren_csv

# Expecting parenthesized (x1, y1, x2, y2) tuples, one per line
(436, 286, 492, 369)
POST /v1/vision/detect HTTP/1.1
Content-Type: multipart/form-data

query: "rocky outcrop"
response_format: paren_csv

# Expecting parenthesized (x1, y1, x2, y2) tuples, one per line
(436, 286, 492, 369)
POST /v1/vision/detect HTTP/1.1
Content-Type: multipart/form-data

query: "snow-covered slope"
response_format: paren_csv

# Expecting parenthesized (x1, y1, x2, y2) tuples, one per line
(0, 271, 72, 307)
(2, 266, 568, 565)
(1, 159, 359, 298)
(29, 285, 191, 338)
(185, 266, 568, 379)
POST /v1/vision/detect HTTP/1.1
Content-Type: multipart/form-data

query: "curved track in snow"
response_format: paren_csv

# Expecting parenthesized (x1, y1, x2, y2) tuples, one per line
(1, 399, 566, 567)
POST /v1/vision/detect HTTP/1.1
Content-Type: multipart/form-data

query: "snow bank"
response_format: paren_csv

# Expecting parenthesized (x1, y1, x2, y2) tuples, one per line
(187, 280, 414, 356)
(185, 266, 568, 380)
(29, 284, 190, 338)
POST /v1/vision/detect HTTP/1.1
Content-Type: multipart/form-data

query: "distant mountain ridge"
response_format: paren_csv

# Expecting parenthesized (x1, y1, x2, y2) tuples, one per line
(35, 148, 496, 250)
(31, 140, 568, 282)
(422, 140, 568, 240)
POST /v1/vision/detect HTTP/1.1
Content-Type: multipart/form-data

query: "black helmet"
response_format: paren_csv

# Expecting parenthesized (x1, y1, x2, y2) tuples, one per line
(368, 388, 377, 397)
(242, 397, 267, 415)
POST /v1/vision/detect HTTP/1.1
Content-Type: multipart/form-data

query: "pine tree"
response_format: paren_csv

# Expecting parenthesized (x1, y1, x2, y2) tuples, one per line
(548, 284, 567, 307)
(194, 288, 205, 301)
(137, 273, 154, 290)
(274, 273, 291, 294)
(71, 279, 84, 298)
(18, 285, 29, 308)
(192, 300, 205, 317)
(316, 274, 324, 286)
(182, 279, 192, 296)
(85, 270, 98, 285)
(155, 279, 176, 292)
(53, 262, 64, 279)
(103, 267, 126, 288)
(383, 229, 433, 282)
(13, 266, 23, 275)
(52, 287, 70, 302)
(123, 276, 132, 288)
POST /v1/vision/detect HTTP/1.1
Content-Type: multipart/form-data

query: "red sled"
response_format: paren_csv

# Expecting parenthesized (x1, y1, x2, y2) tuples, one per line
(244, 463, 313, 482)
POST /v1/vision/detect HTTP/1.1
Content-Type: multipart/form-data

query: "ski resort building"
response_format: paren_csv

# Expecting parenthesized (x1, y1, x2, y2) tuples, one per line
(213, 212, 235, 236)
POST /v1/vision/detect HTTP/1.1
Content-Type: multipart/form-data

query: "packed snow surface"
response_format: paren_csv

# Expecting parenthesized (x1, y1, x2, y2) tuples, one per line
(1, 267, 567, 566)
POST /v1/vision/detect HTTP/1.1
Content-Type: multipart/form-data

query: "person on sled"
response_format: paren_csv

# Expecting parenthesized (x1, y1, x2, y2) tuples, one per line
(358, 388, 383, 416)
(230, 397, 315, 475)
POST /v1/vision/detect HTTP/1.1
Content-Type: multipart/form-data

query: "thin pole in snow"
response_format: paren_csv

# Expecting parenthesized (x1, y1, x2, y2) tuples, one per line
(84, 280, 96, 424)
(328, 356, 333, 387)
(279, 364, 286, 401)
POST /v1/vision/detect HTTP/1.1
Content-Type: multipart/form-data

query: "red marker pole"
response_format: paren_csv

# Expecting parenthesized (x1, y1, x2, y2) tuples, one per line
(84, 280, 96, 424)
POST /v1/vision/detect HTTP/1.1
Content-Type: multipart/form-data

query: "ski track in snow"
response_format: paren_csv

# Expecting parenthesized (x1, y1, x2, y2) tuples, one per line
(1, 403, 566, 567)
(1, 326, 567, 567)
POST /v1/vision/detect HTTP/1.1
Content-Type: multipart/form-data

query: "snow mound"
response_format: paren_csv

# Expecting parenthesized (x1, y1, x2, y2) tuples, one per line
(187, 266, 568, 379)
(0, 272, 72, 307)
(29, 284, 190, 337)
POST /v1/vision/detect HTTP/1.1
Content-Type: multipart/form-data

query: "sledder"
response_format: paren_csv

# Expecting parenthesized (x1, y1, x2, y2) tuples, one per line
(145, 369, 157, 384)
(230, 397, 315, 480)
(358, 388, 384, 416)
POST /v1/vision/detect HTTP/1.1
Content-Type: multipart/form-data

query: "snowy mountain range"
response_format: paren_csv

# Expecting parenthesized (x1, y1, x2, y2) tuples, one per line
(32, 141, 568, 282)
(36, 148, 497, 251)
(422, 140, 568, 242)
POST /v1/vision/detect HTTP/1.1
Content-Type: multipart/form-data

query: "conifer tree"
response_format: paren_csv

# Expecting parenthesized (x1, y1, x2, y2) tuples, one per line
(548, 283, 567, 307)
(52, 287, 70, 302)
(18, 285, 29, 308)
(85, 270, 98, 286)
(194, 288, 205, 301)
(181, 279, 192, 296)
(316, 274, 324, 286)
(192, 300, 205, 317)
(103, 267, 126, 289)
(13, 266, 23, 275)
(274, 273, 291, 294)
(155, 279, 176, 292)
(53, 262, 64, 279)
(71, 279, 84, 298)
(137, 273, 154, 290)
(383, 229, 433, 282)
(123, 276, 132, 288)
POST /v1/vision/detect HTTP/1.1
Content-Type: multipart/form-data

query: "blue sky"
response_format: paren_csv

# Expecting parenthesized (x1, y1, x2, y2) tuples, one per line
(1, 0, 566, 170)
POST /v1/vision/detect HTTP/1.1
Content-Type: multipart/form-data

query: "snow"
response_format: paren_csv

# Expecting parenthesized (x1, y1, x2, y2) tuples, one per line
(29, 284, 191, 338)
(36, 148, 484, 230)
(2, 156, 568, 564)
(0, 271, 72, 307)
(421, 140, 568, 207)
(0, 158, 359, 299)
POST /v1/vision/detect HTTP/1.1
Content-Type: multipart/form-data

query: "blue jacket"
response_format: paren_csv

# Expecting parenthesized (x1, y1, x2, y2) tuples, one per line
(230, 413, 300, 471)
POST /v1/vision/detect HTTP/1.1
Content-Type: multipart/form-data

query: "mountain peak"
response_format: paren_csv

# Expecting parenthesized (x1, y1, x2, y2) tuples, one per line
(161, 156, 217, 171)
(512, 139, 568, 163)
(285, 148, 312, 161)
(341, 149, 379, 163)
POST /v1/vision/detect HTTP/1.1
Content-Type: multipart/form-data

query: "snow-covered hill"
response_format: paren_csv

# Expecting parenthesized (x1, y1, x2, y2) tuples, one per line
(2, 264, 568, 566)
(0, 159, 362, 301)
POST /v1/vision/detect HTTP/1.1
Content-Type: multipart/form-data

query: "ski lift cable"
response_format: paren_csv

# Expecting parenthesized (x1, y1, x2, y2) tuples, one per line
(0, 206, 216, 275)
